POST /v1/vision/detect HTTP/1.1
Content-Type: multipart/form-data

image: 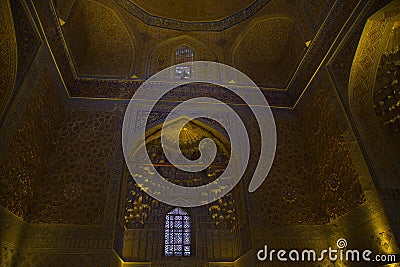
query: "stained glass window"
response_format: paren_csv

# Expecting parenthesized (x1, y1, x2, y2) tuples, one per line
(175, 46, 194, 79)
(164, 208, 191, 257)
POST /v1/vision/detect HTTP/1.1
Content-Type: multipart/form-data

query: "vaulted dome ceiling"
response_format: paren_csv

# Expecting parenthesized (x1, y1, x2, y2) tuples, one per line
(51, 0, 347, 107)
(126, 0, 256, 22)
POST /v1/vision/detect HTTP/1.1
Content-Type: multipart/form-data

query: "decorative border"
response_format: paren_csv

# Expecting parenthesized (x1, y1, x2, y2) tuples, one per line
(115, 0, 271, 32)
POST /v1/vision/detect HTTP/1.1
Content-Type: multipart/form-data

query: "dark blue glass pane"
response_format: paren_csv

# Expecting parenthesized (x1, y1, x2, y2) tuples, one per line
(183, 233, 190, 244)
(174, 233, 182, 243)
(183, 221, 190, 229)
(184, 246, 190, 256)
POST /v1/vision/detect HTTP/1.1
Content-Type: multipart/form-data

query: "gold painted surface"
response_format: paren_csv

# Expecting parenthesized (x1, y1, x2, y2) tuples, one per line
(0, 0, 17, 119)
(53, 0, 318, 85)
(349, 1, 400, 189)
(0, 53, 121, 225)
(348, 2, 400, 249)
(373, 23, 400, 158)
(120, 118, 241, 261)
(247, 72, 365, 229)
(128, 0, 255, 22)
(2, 0, 399, 266)
(62, 0, 135, 77)
(245, 68, 399, 265)
(0, 70, 63, 219)
(233, 17, 305, 88)
(28, 109, 120, 224)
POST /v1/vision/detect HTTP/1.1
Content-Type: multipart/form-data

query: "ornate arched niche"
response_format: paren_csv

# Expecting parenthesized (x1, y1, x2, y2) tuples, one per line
(232, 16, 305, 88)
(349, 1, 400, 243)
(115, 117, 247, 262)
(62, 0, 135, 78)
(349, 1, 400, 189)
(146, 36, 218, 78)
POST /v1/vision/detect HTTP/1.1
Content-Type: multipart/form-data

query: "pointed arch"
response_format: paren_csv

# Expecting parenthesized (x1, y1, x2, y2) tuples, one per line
(174, 45, 194, 79)
(63, 0, 136, 77)
(146, 35, 219, 77)
(232, 16, 305, 88)
(348, 1, 400, 188)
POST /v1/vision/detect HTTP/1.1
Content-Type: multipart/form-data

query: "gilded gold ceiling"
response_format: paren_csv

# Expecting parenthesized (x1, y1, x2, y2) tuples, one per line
(233, 17, 305, 88)
(54, 0, 340, 106)
(128, 0, 256, 22)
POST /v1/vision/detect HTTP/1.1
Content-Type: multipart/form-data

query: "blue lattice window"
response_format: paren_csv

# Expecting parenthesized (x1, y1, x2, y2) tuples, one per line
(164, 208, 191, 257)
(175, 46, 194, 79)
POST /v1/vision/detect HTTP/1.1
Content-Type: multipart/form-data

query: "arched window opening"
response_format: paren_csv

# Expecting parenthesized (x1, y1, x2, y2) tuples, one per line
(175, 45, 194, 79)
(164, 208, 191, 257)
